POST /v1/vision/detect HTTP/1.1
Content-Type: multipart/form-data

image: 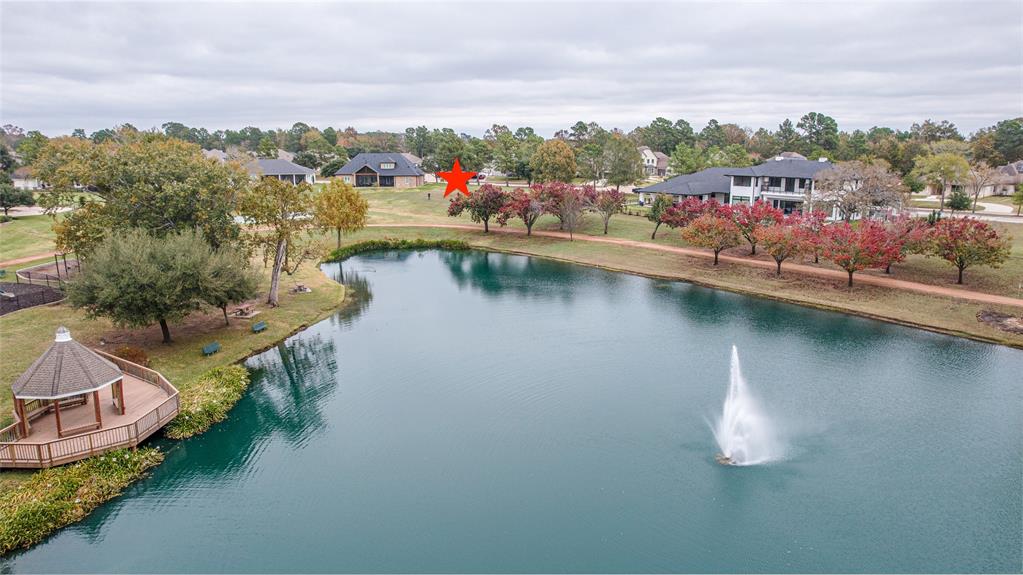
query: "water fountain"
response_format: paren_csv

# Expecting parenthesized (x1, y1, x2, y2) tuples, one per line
(712, 346, 782, 466)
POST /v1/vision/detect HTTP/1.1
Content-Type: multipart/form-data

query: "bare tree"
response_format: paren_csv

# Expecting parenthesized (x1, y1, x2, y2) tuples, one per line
(965, 162, 1000, 214)
(814, 160, 905, 220)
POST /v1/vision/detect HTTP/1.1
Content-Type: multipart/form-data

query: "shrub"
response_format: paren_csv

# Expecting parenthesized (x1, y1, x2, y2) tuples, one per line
(325, 238, 470, 262)
(164, 365, 251, 439)
(0, 448, 163, 554)
(112, 345, 150, 367)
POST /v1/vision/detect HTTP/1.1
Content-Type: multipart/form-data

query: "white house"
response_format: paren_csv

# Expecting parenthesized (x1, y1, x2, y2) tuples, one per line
(637, 146, 669, 177)
(244, 158, 316, 184)
(12, 167, 42, 190)
(635, 155, 835, 215)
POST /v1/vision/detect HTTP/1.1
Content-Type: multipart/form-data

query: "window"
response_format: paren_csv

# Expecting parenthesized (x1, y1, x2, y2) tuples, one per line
(768, 177, 782, 188)
(380, 162, 396, 170)
(785, 178, 795, 192)
(733, 176, 752, 187)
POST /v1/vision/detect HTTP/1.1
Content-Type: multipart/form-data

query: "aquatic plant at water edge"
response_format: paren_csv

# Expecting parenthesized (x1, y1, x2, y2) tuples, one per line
(164, 365, 251, 439)
(0, 448, 164, 555)
(326, 238, 470, 262)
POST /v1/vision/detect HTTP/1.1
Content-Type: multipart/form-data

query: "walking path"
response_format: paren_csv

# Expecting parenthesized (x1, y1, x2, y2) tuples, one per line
(367, 223, 1023, 308)
(0, 252, 60, 269)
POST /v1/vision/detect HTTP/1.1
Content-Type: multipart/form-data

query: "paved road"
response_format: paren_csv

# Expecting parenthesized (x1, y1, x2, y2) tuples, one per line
(368, 223, 1023, 308)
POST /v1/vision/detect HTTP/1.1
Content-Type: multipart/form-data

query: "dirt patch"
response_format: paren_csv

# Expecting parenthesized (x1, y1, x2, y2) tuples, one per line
(86, 298, 266, 348)
(0, 282, 64, 315)
(977, 310, 1023, 334)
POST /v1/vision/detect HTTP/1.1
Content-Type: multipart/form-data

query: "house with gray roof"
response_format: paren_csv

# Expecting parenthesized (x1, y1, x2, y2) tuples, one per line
(335, 152, 425, 188)
(245, 158, 316, 185)
(635, 154, 834, 214)
(634, 167, 733, 203)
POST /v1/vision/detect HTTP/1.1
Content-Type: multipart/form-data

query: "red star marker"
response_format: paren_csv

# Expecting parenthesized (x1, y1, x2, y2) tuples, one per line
(437, 158, 477, 198)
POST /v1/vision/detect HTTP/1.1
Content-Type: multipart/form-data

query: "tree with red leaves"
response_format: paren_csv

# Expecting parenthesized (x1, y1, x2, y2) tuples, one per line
(795, 210, 828, 263)
(754, 218, 804, 275)
(682, 213, 742, 265)
(928, 218, 1011, 284)
(730, 199, 783, 255)
(882, 215, 930, 274)
(590, 187, 626, 234)
(821, 220, 898, 287)
(559, 186, 588, 240)
(497, 186, 544, 235)
(535, 181, 570, 230)
(661, 197, 729, 232)
(447, 183, 507, 233)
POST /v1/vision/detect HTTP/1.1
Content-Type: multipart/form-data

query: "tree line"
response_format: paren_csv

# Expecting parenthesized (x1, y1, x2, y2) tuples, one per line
(5, 114, 1020, 186)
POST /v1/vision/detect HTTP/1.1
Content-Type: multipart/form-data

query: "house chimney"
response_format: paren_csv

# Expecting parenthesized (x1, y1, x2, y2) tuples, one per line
(55, 326, 72, 342)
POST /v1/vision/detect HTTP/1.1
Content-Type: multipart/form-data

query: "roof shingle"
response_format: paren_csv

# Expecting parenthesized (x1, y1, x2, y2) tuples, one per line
(12, 328, 123, 399)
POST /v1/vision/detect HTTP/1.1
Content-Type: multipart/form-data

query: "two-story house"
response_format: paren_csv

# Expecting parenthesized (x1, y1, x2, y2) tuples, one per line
(635, 155, 834, 215)
(335, 153, 425, 188)
(637, 146, 669, 177)
(723, 157, 832, 213)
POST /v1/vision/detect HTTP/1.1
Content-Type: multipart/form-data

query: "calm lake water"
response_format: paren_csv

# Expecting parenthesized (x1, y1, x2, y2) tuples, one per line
(5, 250, 1022, 573)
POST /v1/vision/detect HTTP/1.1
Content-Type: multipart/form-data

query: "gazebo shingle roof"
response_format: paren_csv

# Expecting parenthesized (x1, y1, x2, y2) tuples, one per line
(11, 327, 123, 400)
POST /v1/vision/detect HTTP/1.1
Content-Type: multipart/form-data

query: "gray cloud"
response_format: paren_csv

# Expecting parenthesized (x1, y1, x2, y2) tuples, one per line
(2, 0, 1020, 136)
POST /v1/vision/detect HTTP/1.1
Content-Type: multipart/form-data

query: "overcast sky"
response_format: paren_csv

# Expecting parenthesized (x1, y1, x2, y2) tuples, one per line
(2, 1, 1021, 137)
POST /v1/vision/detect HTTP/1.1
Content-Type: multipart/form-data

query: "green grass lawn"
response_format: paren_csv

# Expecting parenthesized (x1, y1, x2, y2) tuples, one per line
(0, 259, 344, 429)
(0, 214, 63, 263)
(909, 199, 985, 212)
(362, 186, 1023, 297)
(979, 195, 1023, 212)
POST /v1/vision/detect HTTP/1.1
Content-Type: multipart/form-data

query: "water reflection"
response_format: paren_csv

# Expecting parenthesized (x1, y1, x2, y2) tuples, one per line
(322, 263, 374, 330)
(246, 334, 339, 449)
(440, 250, 623, 302)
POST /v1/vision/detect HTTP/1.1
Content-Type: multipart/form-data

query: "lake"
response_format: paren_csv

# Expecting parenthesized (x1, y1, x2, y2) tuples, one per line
(5, 250, 1021, 573)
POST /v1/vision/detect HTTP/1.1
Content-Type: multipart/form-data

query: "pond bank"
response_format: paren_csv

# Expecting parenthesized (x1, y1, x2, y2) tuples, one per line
(343, 226, 1023, 349)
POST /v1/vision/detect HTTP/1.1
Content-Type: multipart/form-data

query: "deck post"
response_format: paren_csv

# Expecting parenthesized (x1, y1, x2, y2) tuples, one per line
(118, 379, 126, 415)
(54, 399, 63, 438)
(94, 390, 103, 427)
(14, 395, 29, 438)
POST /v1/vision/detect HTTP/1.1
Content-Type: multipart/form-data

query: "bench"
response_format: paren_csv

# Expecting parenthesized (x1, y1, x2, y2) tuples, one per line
(202, 342, 221, 356)
(252, 321, 267, 333)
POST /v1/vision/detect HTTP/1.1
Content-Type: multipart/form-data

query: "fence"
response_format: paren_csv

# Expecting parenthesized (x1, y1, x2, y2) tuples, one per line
(0, 282, 65, 315)
(0, 352, 179, 469)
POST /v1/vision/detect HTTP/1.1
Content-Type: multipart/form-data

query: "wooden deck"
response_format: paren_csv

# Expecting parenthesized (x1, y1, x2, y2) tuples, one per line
(0, 352, 179, 469)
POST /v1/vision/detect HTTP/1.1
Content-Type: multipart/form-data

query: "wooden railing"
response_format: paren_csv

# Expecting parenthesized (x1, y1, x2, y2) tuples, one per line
(0, 351, 179, 469)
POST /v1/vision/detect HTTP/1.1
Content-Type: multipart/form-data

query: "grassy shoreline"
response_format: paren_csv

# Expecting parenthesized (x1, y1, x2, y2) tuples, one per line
(330, 226, 1023, 349)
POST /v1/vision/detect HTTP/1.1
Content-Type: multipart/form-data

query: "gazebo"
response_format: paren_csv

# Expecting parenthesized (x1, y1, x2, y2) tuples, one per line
(11, 326, 127, 439)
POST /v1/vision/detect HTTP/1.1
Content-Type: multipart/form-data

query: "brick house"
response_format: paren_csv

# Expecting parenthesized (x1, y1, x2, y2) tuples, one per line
(335, 153, 425, 188)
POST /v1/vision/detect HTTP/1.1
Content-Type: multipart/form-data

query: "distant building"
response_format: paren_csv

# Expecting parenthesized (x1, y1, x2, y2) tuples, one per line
(202, 149, 228, 162)
(654, 151, 670, 176)
(922, 159, 1023, 198)
(335, 153, 425, 188)
(12, 167, 42, 189)
(637, 146, 669, 177)
(992, 160, 1023, 195)
(245, 158, 316, 184)
(635, 155, 834, 215)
